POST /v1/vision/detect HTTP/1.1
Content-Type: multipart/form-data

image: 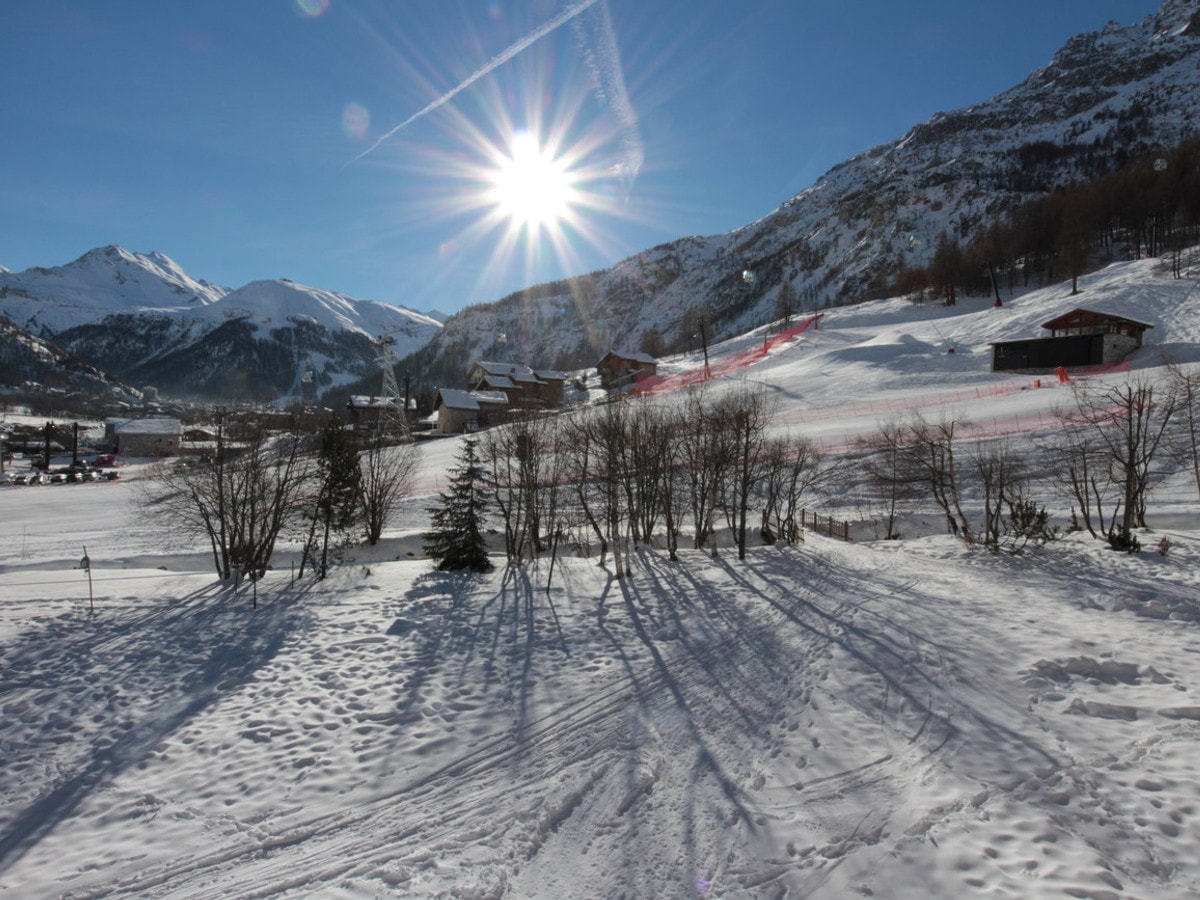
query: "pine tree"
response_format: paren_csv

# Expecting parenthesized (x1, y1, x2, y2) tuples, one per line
(423, 438, 493, 572)
(301, 420, 363, 579)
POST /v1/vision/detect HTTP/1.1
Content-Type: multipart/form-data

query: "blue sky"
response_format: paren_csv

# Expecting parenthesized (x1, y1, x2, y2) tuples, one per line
(5, 0, 1161, 316)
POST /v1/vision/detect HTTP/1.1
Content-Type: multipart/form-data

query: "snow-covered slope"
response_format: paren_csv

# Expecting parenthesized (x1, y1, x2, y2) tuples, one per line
(1, 254, 1199, 898)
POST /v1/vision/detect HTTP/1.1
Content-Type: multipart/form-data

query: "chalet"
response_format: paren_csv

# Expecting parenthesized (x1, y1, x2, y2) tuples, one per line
(991, 308, 1153, 374)
(596, 350, 658, 392)
(466, 361, 567, 409)
(433, 389, 509, 435)
(104, 416, 182, 457)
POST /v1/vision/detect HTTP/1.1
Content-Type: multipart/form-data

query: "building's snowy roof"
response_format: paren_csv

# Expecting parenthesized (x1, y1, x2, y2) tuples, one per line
(110, 417, 182, 435)
(471, 360, 544, 384)
(1041, 307, 1156, 331)
(477, 374, 518, 390)
(599, 349, 657, 366)
(435, 389, 509, 411)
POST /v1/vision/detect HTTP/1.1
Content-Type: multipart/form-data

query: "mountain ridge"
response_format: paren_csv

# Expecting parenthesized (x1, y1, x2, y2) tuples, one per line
(0, 247, 441, 404)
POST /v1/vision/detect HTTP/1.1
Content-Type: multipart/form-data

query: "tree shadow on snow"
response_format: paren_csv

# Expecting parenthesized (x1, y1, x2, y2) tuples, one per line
(0, 582, 312, 873)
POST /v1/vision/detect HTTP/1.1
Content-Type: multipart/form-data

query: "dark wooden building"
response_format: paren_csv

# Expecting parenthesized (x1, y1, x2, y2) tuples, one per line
(991, 308, 1153, 374)
(596, 349, 658, 392)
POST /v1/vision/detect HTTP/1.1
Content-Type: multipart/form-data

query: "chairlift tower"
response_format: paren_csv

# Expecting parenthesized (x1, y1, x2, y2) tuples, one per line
(374, 333, 410, 440)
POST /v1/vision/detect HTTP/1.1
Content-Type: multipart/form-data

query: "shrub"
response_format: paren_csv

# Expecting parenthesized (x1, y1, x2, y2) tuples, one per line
(1106, 526, 1141, 553)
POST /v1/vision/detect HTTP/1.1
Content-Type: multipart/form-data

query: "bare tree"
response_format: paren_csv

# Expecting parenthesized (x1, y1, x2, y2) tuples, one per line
(677, 388, 733, 555)
(973, 440, 1025, 551)
(775, 279, 799, 328)
(760, 434, 827, 544)
(142, 419, 313, 588)
(658, 414, 689, 562)
(622, 401, 675, 546)
(1167, 363, 1200, 502)
(714, 387, 776, 560)
(480, 412, 558, 563)
(906, 415, 973, 544)
(1040, 417, 1117, 538)
(1072, 376, 1181, 537)
(562, 404, 629, 575)
(856, 418, 920, 540)
(358, 434, 420, 546)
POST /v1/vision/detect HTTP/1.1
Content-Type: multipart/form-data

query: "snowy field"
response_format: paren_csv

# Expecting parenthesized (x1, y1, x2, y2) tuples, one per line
(3, 257, 1200, 898)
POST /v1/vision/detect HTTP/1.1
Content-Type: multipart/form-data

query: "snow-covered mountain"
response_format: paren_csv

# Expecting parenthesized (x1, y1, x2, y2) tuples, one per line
(0, 246, 229, 334)
(407, 0, 1200, 387)
(0, 247, 441, 403)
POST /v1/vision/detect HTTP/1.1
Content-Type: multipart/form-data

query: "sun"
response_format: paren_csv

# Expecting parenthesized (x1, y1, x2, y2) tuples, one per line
(487, 130, 577, 230)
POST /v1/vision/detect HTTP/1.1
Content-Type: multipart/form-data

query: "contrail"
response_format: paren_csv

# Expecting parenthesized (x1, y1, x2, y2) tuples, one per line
(354, 0, 602, 161)
(571, 0, 642, 186)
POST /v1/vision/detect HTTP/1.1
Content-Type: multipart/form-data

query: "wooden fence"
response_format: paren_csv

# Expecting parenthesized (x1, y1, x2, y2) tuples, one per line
(799, 509, 851, 542)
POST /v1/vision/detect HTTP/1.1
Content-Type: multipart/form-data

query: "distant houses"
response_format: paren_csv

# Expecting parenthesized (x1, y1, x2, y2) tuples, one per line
(430, 361, 567, 435)
(466, 361, 567, 409)
(991, 308, 1153, 374)
(427, 352, 662, 435)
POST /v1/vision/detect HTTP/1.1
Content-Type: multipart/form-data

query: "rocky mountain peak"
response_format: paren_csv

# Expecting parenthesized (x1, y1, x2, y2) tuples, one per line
(1155, 0, 1200, 35)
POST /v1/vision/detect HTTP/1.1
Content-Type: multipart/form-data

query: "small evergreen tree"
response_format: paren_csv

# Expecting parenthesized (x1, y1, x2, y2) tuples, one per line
(301, 420, 363, 579)
(423, 438, 493, 572)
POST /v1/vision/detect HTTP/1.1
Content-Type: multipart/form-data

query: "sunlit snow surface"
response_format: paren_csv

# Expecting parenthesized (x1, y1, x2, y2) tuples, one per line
(3, 257, 1200, 898)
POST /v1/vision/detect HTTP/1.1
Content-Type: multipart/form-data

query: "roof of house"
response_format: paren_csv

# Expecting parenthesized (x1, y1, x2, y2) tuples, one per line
(476, 374, 518, 390)
(597, 349, 658, 366)
(472, 360, 553, 385)
(435, 388, 510, 411)
(1041, 307, 1155, 331)
(110, 417, 182, 436)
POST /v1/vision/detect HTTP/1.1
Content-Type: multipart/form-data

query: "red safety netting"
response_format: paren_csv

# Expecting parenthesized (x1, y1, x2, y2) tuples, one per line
(632, 314, 824, 397)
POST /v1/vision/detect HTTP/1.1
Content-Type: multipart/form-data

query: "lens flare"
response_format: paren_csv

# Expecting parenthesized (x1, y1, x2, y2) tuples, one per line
(295, 0, 330, 18)
(342, 102, 370, 139)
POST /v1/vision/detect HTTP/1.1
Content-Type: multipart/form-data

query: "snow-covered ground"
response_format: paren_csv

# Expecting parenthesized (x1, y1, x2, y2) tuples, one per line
(3, 257, 1200, 898)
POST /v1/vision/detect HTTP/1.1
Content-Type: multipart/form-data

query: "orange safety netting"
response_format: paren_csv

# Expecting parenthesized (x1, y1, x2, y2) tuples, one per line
(632, 314, 824, 397)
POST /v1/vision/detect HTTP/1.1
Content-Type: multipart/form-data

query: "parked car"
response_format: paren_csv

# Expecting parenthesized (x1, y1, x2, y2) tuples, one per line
(50, 472, 68, 484)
